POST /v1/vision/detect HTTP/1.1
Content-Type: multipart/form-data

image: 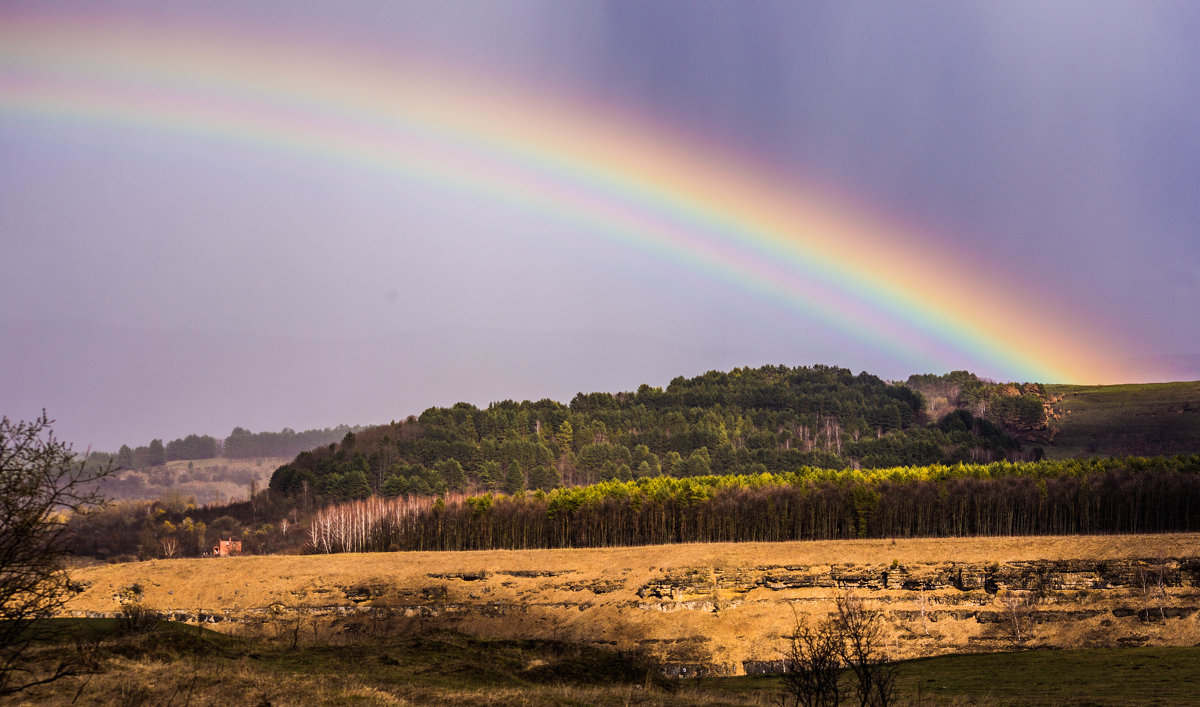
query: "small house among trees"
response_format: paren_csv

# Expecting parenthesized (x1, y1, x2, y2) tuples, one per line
(212, 537, 242, 557)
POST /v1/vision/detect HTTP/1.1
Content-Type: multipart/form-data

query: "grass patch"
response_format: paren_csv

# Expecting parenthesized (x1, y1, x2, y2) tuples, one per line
(900, 647, 1200, 704)
(709, 646, 1200, 705)
(16, 621, 689, 705)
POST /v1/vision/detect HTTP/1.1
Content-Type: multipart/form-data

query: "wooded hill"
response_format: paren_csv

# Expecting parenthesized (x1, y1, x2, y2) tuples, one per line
(65, 366, 1200, 559)
(84, 425, 361, 472)
(269, 365, 1048, 504)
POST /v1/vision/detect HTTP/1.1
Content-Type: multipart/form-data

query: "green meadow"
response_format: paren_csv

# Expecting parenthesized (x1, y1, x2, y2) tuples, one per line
(1046, 381, 1200, 459)
(15, 619, 1200, 705)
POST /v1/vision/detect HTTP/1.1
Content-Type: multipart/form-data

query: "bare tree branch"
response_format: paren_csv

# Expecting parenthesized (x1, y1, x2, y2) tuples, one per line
(1, 413, 113, 696)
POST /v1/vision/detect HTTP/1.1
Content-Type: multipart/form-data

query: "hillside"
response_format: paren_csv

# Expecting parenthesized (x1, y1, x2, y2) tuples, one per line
(64, 534, 1200, 675)
(265, 366, 1200, 510)
(92, 457, 289, 504)
(268, 365, 1025, 506)
(1044, 381, 1200, 458)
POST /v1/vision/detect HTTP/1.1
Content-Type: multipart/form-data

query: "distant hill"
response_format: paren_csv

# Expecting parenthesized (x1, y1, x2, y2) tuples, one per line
(268, 364, 1030, 504)
(1044, 381, 1200, 458)
(79, 424, 361, 503)
(89, 457, 290, 505)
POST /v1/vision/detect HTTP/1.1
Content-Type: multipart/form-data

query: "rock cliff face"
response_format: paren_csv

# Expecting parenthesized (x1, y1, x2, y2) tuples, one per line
(630, 557, 1200, 673)
(64, 536, 1200, 675)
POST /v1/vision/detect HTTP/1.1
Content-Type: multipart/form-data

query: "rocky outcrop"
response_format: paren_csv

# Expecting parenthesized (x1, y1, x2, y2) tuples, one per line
(62, 537, 1200, 676)
(635, 558, 1200, 599)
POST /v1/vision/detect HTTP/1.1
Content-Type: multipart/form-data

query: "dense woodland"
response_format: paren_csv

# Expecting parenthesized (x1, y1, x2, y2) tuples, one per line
(268, 366, 1049, 506)
(302, 456, 1200, 552)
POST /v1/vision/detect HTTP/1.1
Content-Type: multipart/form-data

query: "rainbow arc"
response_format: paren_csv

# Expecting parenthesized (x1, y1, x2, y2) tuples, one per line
(0, 13, 1137, 383)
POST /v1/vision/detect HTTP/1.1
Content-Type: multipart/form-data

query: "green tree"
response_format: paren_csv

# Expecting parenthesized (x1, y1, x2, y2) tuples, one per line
(528, 466, 561, 492)
(147, 438, 166, 466)
(556, 420, 573, 453)
(662, 451, 683, 477)
(503, 461, 524, 495)
(478, 460, 501, 491)
(436, 459, 467, 492)
(116, 444, 134, 469)
(683, 448, 711, 477)
(344, 470, 372, 499)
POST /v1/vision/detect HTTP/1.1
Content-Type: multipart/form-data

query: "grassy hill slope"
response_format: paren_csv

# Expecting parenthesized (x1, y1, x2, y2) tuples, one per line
(1045, 381, 1200, 458)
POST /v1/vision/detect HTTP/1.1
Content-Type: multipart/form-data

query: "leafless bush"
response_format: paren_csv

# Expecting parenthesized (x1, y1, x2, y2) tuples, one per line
(1137, 559, 1169, 622)
(117, 602, 162, 635)
(1, 413, 113, 696)
(834, 593, 898, 707)
(780, 593, 897, 707)
(781, 608, 841, 706)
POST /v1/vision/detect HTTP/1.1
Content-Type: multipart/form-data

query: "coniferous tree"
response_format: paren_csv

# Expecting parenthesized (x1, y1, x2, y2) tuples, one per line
(436, 459, 467, 492)
(147, 439, 166, 466)
(503, 461, 524, 494)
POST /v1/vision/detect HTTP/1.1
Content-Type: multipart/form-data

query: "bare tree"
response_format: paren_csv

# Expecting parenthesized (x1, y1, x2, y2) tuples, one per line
(1136, 558, 1170, 622)
(780, 594, 897, 707)
(916, 588, 932, 637)
(0, 413, 112, 696)
(999, 590, 1038, 648)
(780, 607, 841, 707)
(833, 592, 898, 707)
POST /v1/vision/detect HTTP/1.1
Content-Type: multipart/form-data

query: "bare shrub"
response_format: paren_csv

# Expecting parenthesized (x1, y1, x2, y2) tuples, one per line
(834, 592, 898, 707)
(0, 413, 113, 696)
(1136, 558, 1169, 622)
(781, 593, 897, 707)
(781, 607, 841, 706)
(116, 602, 162, 635)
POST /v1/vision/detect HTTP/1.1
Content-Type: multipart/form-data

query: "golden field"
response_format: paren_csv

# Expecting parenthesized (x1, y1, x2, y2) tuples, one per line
(64, 534, 1200, 674)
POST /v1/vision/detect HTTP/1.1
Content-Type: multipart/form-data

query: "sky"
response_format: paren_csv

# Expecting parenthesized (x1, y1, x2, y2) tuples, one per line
(2, 1, 1199, 451)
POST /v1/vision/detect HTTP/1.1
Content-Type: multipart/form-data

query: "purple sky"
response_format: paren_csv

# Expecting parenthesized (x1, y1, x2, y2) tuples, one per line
(2, 1, 1199, 451)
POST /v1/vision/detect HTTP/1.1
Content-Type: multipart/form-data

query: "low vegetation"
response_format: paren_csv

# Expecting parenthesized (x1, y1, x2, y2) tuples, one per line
(15, 618, 1200, 705)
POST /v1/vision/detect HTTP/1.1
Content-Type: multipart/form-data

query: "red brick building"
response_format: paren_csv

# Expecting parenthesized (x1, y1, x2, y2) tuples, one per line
(212, 537, 242, 557)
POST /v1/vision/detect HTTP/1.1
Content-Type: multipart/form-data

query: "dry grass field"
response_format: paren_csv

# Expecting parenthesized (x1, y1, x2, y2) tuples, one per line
(64, 534, 1200, 675)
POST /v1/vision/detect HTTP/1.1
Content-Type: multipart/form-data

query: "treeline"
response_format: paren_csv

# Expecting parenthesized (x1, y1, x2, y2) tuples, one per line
(305, 456, 1200, 553)
(88, 425, 361, 471)
(271, 365, 1034, 505)
(67, 492, 292, 561)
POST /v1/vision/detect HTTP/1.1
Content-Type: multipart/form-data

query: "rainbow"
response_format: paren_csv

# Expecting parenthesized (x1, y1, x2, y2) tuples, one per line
(0, 12, 1141, 383)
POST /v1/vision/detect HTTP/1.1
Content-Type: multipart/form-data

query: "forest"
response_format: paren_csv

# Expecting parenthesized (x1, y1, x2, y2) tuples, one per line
(267, 365, 1049, 506)
(301, 456, 1200, 553)
(68, 455, 1200, 559)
